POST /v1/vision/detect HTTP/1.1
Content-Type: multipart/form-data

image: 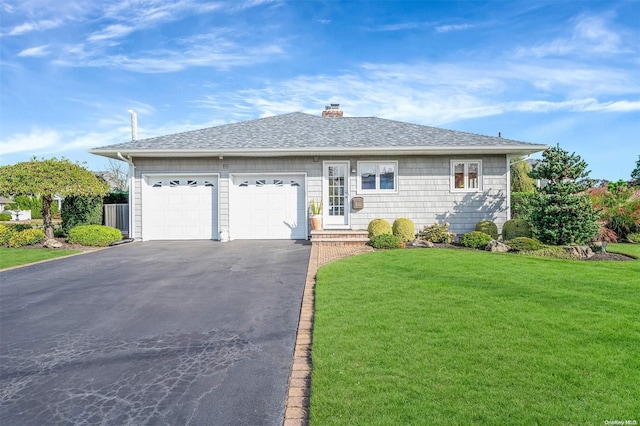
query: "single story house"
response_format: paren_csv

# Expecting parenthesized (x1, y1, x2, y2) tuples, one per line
(90, 105, 547, 241)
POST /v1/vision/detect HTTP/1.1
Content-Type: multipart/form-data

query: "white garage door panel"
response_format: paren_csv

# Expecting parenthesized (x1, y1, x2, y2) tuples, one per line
(142, 175, 218, 240)
(230, 175, 306, 240)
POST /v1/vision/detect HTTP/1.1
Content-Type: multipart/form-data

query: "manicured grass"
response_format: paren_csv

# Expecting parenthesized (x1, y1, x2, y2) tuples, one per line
(310, 249, 639, 425)
(608, 242, 640, 259)
(0, 248, 80, 269)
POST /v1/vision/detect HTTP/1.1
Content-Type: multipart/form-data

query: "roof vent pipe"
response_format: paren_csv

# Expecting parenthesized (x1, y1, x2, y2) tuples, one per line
(127, 109, 138, 141)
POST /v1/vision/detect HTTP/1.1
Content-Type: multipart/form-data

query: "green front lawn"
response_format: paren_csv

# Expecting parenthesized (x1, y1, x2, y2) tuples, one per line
(310, 248, 639, 425)
(608, 242, 640, 259)
(0, 248, 81, 269)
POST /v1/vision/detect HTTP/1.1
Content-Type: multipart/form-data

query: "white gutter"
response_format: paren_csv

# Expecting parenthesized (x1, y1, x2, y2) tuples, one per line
(117, 152, 136, 240)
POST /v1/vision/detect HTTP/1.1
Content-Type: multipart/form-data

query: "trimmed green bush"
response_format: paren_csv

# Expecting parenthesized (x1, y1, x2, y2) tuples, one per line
(459, 231, 493, 249)
(0, 224, 14, 245)
(61, 195, 103, 234)
(8, 228, 45, 248)
(67, 225, 122, 247)
(418, 223, 454, 243)
(502, 218, 533, 241)
(392, 218, 415, 242)
(627, 233, 640, 243)
(0, 212, 11, 221)
(474, 220, 498, 240)
(506, 237, 543, 252)
(369, 233, 403, 249)
(368, 219, 392, 238)
(518, 246, 575, 259)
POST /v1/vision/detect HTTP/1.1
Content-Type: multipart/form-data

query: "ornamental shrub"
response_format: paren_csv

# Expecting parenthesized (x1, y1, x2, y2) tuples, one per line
(474, 220, 498, 240)
(62, 195, 103, 234)
(369, 233, 403, 249)
(392, 218, 415, 242)
(502, 219, 533, 241)
(67, 225, 122, 247)
(459, 231, 492, 249)
(418, 223, 455, 243)
(0, 224, 14, 245)
(627, 233, 640, 243)
(368, 219, 392, 238)
(4, 223, 33, 232)
(506, 237, 543, 252)
(0, 212, 11, 221)
(8, 228, 45, 248)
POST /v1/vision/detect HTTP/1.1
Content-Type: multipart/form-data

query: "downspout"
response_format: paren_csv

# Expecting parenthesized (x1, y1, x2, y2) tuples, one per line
(117, 152, 136, 240)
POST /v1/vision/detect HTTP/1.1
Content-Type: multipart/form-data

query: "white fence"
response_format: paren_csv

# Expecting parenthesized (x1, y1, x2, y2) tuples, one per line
(104, 204, 129, 237)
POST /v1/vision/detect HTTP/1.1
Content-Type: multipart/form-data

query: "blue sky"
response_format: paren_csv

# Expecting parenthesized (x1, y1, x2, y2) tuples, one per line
(1, 0, 639, 180)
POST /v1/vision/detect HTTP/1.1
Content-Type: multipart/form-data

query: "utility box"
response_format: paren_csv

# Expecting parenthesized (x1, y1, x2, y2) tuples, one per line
(352, 197, 364, 210)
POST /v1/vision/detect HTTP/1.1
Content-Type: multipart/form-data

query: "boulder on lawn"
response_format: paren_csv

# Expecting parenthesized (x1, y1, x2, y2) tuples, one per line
(43, 238, 63, 249)
(563, 245, 594, 259)
(486, 240, 509, 252)
(410, 239, 434, 248)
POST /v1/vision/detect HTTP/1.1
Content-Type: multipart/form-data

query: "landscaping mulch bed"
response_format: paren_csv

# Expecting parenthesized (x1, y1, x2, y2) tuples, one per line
(585, 251, 635, 261)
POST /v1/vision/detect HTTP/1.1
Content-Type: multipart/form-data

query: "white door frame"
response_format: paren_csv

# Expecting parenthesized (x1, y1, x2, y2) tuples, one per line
(322, 161, 350, 229)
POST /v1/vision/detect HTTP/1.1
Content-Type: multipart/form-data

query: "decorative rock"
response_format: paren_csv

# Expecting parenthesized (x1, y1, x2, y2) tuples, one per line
(410, 239, 434, 248)
(43, 238, 63, 249)
(563, 245, 594, 259)
(486, 240, 509, 252)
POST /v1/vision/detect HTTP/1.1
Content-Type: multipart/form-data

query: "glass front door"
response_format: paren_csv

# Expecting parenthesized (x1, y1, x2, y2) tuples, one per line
(323, 161, 349, 228)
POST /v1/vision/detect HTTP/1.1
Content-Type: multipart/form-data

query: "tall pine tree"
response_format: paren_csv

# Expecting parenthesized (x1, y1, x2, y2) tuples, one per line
(528, 146, 599, 245)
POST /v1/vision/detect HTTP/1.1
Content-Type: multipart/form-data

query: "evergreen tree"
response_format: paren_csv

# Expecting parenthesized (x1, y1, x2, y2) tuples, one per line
(631, 155, 640, 187)
(510, 157, 536, 193)
(528, 146, 599, 245)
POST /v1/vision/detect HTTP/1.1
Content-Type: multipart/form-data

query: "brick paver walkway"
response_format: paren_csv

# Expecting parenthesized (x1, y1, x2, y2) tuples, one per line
(283, 243, 373, 426)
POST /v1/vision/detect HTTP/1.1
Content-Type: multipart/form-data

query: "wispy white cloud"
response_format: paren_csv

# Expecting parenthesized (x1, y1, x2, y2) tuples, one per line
(87, 24, 134, 42)
(6, 19, 62, 36)
(515, 13, 627, 58)
(17, 44, 49, 57)
(192, 58, 640, 127)
(0, 129, 60, 155)
(435, 23, 473, 33)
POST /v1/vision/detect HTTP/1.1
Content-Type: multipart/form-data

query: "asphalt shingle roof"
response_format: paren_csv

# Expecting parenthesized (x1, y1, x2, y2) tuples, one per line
(93, 112, 544, 152)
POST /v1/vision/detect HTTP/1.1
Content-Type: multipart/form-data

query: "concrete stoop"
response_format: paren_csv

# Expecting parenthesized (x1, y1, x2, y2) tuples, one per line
(310, 229, 369, 246)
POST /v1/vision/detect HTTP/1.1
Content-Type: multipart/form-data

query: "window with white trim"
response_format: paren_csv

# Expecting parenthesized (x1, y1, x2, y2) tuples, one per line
(451, 160, 482, 191)
(357, 161, 398, 193)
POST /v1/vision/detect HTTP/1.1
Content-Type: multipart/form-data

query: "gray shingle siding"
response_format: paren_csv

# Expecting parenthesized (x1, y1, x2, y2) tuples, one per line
(132, 154, 509, 239)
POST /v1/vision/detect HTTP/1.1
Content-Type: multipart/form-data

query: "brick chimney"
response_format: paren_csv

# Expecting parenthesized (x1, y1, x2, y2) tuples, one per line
(322, 103, 343, 118)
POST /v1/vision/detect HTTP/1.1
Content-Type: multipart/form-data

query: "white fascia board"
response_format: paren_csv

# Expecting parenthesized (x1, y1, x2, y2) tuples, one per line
(89, 144, 548, 159)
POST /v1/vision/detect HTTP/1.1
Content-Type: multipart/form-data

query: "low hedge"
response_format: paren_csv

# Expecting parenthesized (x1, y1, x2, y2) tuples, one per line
(369, 233, 403, 249)
(506, 237, 543, 252)
(460, 231, 493, 249)
(0, 224, 14, 245)
(0, 212, 11, 221)
(8, 228, 45, 248)
(67, 225, 122, 247)
(474, 220, 498, 240)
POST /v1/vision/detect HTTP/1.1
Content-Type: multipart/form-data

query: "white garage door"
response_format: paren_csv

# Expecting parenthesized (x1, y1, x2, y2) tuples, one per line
(230, 174, 306, 239)
(142, 174, 218, 240)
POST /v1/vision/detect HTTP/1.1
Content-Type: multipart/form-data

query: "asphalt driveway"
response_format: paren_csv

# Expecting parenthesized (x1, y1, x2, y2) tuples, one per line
(0, 240, 311, 425)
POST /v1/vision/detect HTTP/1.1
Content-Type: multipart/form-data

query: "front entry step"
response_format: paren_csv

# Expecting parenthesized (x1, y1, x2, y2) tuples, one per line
(310, 230, 369, 246)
